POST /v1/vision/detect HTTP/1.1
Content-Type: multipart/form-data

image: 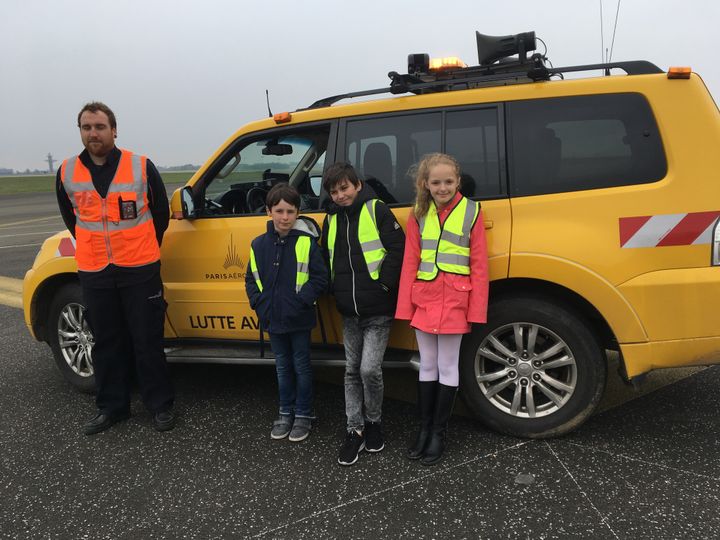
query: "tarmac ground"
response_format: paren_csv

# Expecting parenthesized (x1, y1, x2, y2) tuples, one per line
(2, 191, 718, 539)
(2, 300, 720, 539)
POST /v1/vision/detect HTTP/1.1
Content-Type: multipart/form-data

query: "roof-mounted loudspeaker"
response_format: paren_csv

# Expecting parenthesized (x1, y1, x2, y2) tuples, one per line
(476, 31, 537, 65)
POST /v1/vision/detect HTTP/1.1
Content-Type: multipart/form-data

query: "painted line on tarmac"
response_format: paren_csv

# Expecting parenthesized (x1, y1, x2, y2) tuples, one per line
(0, 231, 59, 239)
(0, 216, 61, 229)
(251, 440, 532, 538)
(0, 291, 22, 309)
(0, 276, 23, 309)
(562, 440, 720, 481)
(546, 442, 620, 539)
(0, 243, 43, 249)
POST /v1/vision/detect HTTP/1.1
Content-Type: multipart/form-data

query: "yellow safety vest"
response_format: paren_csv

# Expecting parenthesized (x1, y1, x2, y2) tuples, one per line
(417, 196, 479, 280)
(327, 199, 386, 281)
(249, 236, 311, 293)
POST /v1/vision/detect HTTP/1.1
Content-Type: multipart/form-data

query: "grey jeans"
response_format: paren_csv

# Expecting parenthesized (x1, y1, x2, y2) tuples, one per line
(343, 315, 393, 432)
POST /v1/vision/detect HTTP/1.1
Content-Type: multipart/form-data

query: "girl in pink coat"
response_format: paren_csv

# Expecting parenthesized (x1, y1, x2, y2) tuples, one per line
(396, 153, 489, 465)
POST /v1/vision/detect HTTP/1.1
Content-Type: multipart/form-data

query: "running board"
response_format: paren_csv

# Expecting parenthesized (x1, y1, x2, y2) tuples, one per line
(164, 343, 419, 370)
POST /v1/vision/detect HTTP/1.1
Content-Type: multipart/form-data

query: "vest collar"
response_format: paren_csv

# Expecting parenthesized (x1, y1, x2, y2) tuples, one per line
(433, 190, 463, 220)
(79, 146, 121, 171)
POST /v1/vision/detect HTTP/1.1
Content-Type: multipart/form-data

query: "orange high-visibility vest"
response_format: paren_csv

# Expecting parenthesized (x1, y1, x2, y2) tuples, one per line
(60, 149, 160, 272)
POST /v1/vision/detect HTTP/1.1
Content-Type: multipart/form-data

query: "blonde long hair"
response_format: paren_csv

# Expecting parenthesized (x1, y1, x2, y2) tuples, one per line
(412, 153, 462, 219)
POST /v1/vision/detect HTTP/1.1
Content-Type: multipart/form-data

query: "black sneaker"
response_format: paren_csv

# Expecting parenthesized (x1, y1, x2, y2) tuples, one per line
(364, 421, 384, 453)
(153, 410, 175, 432)
(338, 430, 365, 466)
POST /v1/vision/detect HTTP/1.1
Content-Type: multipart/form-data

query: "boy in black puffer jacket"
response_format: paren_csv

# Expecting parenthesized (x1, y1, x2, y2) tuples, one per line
(321, 163, 405, 466)
(246, 183, 327, 442)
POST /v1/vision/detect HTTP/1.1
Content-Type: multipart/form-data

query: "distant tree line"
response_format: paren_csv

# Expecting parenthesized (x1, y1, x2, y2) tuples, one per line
(157, 164, 200, 172)
(0, 164, 200, 175)
(0, 168, 48, 175)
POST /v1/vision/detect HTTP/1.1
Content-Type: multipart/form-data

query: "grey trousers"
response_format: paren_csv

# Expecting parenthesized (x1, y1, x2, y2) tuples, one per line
(342, 315, 392, 432)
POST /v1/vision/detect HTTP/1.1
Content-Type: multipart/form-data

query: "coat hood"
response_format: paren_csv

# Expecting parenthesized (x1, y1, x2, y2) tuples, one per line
(264, 215, 321, 238)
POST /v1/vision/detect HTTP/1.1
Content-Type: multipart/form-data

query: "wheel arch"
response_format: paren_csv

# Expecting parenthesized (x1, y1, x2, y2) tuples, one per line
(31, 273, 79, 343)
(508, 253, 647, 344)
(489, 278, 617, 353)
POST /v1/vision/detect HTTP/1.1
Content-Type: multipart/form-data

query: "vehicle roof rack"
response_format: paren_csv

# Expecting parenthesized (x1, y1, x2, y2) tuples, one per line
(304, 31, 662, 110)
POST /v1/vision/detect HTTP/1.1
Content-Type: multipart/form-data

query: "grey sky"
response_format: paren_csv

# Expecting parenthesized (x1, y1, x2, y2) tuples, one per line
(1, 0, 717, 172)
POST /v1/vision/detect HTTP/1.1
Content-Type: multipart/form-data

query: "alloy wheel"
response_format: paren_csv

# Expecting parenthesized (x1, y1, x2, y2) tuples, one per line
(474, 322, 577, 418)
(57, 302, 94, 378)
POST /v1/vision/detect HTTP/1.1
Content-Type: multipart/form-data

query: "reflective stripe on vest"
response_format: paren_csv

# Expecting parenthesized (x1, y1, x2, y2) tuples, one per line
(327, 199, 386, 280)
(294, 236, 310, 293)
(60, 149, 160, 271)
(249, 246, 263, 292)
(417, 197, 479, 280)
(249, 236, 311, 295)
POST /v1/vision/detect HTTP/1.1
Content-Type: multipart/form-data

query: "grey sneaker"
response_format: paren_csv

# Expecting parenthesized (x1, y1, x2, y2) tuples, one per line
(271, 414, 293, 439)
(288, 417, 312, 442)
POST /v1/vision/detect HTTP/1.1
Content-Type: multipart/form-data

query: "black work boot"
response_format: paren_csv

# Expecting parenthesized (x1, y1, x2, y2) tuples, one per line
(407, 381, 438, 460)
(421, 383, 457, 466)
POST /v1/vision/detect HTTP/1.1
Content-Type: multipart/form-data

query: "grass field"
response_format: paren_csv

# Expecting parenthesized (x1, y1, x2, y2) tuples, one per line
(0, 171, 196, 195)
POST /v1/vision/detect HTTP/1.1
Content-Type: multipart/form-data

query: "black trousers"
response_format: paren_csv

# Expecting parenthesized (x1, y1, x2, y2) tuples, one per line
(82, 271, 174, 415)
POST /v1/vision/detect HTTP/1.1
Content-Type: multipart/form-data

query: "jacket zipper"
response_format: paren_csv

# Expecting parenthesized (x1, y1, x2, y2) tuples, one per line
(272, 236, 282, 303)
(101, 198, 114, 263)
(345, 213, 359, 316)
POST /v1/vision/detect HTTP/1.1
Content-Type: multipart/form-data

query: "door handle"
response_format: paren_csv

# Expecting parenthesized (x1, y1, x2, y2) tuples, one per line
(484, 220, 494, 230)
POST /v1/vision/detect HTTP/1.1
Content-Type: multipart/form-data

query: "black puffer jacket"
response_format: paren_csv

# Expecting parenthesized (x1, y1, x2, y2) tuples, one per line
(321, 183, 405, 318)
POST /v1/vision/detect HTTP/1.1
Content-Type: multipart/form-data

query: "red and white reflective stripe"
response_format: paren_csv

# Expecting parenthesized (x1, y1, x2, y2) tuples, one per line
(619, 211, 720, 248)
(56, 236, 76, 257)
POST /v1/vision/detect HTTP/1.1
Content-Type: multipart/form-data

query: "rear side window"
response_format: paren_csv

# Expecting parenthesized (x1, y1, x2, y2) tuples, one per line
(345, 113, 441, 204)
(446, 108, 501, 198)
(508, 93, 667, 196)
(343, 107, 503, 204)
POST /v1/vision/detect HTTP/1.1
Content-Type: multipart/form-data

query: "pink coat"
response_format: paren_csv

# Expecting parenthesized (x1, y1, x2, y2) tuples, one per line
(395, 193, 489, 334)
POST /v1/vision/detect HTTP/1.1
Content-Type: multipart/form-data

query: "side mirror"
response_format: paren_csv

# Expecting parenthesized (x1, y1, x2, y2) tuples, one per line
(181, 186, 196, 219)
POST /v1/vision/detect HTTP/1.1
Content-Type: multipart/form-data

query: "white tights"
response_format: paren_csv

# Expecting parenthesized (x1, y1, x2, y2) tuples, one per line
(415, 330, 463, 387)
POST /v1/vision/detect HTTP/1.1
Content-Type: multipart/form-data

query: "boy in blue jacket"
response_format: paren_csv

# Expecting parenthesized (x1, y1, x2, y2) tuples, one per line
(246, 183, 327, 442)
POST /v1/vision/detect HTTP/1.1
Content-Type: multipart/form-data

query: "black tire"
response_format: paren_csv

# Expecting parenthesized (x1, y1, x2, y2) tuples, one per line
(459, 297, 606, 438)
(47, 282, 96, 393)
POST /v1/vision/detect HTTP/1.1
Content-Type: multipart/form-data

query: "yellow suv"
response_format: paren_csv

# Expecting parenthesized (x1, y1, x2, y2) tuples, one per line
(23, 32, 720, 437)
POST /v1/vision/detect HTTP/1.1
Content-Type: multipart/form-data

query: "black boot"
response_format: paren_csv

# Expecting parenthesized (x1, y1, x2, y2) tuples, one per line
(407, 381, 437, 460)
(421, 383, 457, 466)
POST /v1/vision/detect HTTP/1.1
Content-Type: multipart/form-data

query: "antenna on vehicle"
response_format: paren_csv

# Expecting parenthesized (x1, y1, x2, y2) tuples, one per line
(608, 0, 622, 63)
(265, 89, 273, 117)
(599, 0, 605, 65)
(599, 0, 621, 76)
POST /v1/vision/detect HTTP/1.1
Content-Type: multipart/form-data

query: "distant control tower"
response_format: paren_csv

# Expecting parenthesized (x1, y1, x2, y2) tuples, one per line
(46, 153, 55, 173)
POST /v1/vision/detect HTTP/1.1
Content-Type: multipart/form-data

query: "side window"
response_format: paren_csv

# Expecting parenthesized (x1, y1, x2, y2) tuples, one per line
(343, 108, 503, 204)
(197, 126, 330, 216)
(509, 93, 667, 196)
(446, 108, 502, 198)
(345, 113, 441, 204)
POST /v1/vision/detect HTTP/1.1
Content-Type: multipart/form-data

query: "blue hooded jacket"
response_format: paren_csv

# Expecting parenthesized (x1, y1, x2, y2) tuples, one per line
(245, 217, 328, 334)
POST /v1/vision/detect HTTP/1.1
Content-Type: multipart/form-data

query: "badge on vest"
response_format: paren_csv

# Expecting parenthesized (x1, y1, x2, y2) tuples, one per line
(119, 197, 138, 220)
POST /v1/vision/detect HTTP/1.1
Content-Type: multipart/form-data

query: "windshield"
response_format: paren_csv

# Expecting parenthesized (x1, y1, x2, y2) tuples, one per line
(206, 136, 316, 199)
